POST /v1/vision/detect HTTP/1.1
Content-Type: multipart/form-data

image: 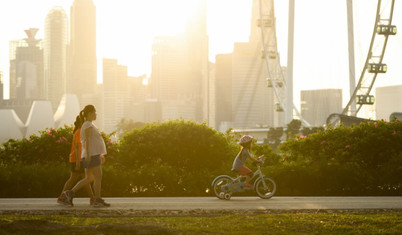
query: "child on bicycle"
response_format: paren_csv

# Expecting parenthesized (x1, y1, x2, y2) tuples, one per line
(231, 135, 263, 189)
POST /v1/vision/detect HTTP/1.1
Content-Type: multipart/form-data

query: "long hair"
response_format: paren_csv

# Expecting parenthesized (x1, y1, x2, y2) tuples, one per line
(79, 104, 96, 122)
(73, 115, 83, 134)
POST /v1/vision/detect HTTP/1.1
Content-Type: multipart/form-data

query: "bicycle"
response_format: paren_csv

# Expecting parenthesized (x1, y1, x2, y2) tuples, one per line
(211, 157, 276, 200)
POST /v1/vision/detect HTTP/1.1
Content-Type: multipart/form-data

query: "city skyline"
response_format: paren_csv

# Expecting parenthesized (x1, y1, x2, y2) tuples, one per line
(1, 0, 402, 111)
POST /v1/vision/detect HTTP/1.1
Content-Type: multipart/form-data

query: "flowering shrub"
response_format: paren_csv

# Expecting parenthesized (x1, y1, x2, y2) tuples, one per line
(0, 126, 118, 165)
(278, 119, 402, 195)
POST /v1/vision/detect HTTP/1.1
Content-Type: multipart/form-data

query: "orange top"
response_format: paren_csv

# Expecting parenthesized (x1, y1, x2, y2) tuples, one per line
(69, 129, 82, 163)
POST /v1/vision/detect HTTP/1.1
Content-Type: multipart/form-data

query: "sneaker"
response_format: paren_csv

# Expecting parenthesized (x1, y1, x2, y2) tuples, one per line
(93, 198, 110, 207)
(57, 196, 68, 205)
(63, 190, 75, 206)
(90, 198, 95, 206)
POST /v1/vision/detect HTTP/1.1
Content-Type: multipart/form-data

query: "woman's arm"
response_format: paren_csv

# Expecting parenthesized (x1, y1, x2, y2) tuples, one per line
(85, 127, 91, 163)
(75, 142, 81, 170)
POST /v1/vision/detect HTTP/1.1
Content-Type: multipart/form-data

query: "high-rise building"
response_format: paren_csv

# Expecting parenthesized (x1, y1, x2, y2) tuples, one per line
(69, 0, 97, 102)
(0, 71, 3, 100)
(229, 0, 278, 129)
(375, 85, 402, 120)
(9, 28, 44, 101)
(44, 7, 68, 111)
(300, 89, 342, 126)
(150, 0, 208, 123)
(102, 59, 129, 133)
(214, 54, 232, 131)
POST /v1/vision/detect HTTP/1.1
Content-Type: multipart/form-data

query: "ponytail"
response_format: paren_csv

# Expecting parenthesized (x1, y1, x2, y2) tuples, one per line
(73, 115, 83, 133)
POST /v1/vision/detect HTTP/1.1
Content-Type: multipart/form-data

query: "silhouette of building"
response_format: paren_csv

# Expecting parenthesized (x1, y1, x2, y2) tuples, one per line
(0, 71, 3, 100)
(214, 54, 232, 131)
(102, 59, 129, 133)
(44, 7, 68, 112)
(69, 0, 97, 103)
(9, 28, 44, 101)
(300, 89, 342, 126)
(150, 0, 208, 122)
(214, 0, 279, 130)
(375, 85, 402, 120)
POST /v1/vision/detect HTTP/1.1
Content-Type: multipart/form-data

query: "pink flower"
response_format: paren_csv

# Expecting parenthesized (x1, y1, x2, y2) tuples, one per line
(320, 140, 326, 145)
(392, 130, 396, 135)
(300, 136, 307, 139)
(295, 137, 298, 141)
(345, 145, 350, 149)
(39, 148, 43, 153)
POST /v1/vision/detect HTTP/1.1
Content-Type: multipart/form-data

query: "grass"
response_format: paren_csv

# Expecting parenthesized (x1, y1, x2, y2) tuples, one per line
(1, 212, 402, 234)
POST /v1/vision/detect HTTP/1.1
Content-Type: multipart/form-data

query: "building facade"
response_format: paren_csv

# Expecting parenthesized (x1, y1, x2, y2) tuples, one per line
(102, 59, 129, 133)
(300, 89, 342, 126)
(44, 7, 68, 111)
(375, 85, 402, 120)
(69, 0, 97, 103)
(150, 0, 208, 123)
(9, 28, 44, 101)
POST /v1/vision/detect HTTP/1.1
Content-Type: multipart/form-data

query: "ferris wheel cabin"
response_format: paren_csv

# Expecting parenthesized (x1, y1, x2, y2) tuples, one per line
(376, 25, 397, 35)
(356, 95, 375, 105)
(367, 63, 387, 73)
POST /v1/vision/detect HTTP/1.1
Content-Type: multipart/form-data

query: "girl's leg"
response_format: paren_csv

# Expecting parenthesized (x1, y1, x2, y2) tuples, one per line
(59, 172, 80, 197)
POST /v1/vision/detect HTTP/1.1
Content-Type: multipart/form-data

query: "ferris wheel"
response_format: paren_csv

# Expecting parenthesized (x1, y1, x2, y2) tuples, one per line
(257, 0, 310, 126)
(328, 0, 396, 126)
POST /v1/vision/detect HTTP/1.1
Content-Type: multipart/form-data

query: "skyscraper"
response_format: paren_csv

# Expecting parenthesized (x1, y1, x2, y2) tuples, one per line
(102, 58, 129, 133)
(150, 0, 208, 122)
(9, 28, 44, 101)
(69, 0, 97, 102)
(44, 7, 68, 111)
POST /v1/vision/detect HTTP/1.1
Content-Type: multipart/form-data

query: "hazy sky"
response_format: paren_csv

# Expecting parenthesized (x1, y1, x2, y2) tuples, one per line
(1, 0, 402, 111)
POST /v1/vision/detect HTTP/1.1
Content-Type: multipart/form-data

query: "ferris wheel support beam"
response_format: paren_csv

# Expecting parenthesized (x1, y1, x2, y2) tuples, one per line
(346, 0, 357, 116)
(286, 0, 295, 124)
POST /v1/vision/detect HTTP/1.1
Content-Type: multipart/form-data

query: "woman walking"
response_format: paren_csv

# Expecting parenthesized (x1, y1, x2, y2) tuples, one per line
(64, 105, 110, 207)
(57, 115, 94, 205)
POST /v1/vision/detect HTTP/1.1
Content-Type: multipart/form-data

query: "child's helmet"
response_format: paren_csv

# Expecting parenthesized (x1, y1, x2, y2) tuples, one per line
(239, 135, 253, 144)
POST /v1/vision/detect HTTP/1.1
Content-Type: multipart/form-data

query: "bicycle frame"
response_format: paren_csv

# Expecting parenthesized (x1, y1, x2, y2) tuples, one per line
(232, 164, 264, 184)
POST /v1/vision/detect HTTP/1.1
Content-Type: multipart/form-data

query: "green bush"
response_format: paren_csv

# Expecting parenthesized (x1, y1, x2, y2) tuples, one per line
(277, 120, 402, 195)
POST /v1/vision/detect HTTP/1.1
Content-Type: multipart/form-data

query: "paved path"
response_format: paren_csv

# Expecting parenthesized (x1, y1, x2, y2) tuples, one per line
(1, 197, 401, 211)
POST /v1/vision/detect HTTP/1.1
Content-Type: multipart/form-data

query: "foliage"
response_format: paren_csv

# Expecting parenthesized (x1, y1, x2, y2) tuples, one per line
(0, 126, 118, 165)
(2, 213, 402, 234)
(115, 118, 146, 137)
(117, 119, 235, 195)
(286, 119, 302, 139)
(277, 119, 402, 195)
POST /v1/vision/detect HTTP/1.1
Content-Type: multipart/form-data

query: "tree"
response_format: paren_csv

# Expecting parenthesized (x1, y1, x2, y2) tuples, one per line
(115, 118, 145, 136)
(286, 119, 302, 139)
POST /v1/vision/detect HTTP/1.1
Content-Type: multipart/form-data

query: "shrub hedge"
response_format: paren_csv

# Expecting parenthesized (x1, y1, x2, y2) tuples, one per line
(0, 119, 401, 197)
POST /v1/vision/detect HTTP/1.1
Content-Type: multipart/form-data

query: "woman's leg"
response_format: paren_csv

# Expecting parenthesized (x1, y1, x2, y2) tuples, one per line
(80, 173, 95, 200)
(71, 168, 94, 193)
(59, 172, 80, 197)
(91, 165, 102, 198)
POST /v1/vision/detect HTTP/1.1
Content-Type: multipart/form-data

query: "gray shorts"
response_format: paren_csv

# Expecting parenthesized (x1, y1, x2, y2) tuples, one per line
(81, 155, 101, 168)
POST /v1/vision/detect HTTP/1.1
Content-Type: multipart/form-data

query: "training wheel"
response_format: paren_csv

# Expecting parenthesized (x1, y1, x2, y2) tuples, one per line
(224, 193, 231, 200)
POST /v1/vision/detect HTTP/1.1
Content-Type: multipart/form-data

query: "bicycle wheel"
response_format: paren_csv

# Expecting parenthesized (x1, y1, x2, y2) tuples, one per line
(212, 176, 233, 199)
(255, 177, 276, 199)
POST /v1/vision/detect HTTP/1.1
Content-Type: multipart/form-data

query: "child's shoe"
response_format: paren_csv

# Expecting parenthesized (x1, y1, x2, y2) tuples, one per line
(93, 198, 110, 207)
(90, 198, 95, 206)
